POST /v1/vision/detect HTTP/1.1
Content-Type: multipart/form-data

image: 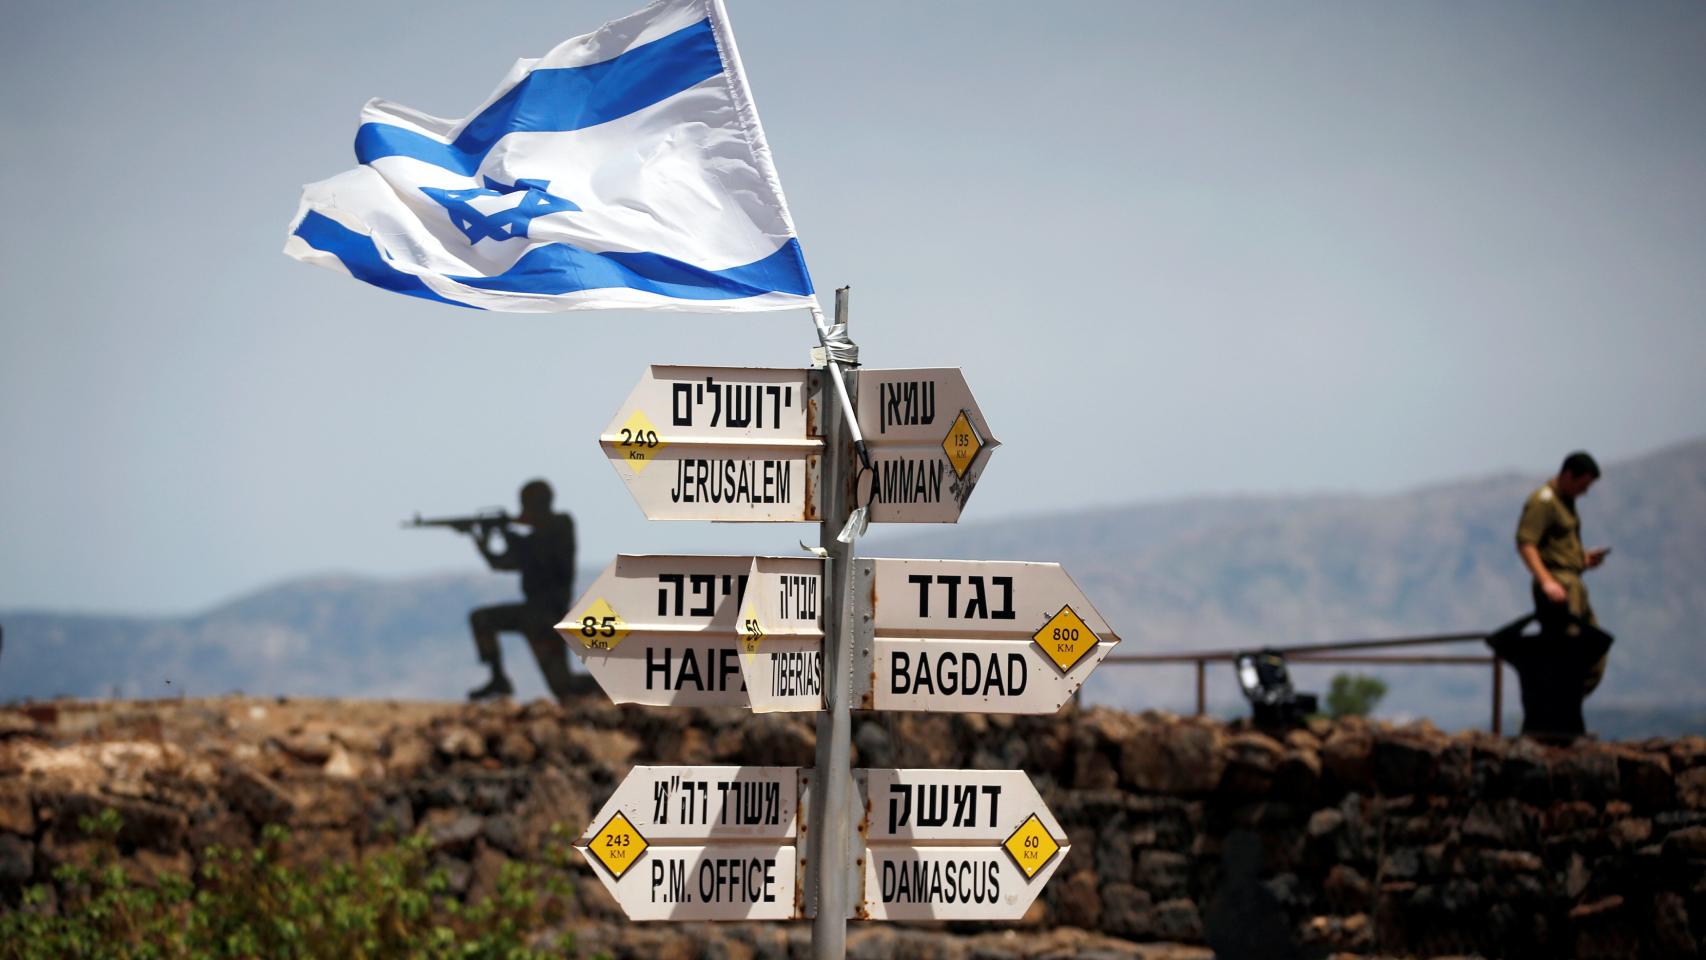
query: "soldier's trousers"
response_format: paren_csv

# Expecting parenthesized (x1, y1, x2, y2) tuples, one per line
(469, 602, 576, 702)
(1532, 572, 1605, 697)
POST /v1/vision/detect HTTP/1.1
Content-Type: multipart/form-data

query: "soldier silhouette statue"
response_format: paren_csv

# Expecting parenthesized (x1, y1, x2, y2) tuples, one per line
(409, 479, 582, 702)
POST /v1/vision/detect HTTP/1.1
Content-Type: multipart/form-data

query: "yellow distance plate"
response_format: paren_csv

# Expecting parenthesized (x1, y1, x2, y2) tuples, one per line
(739, 602, 765, 660)
(615, 409, 668, 473)
(1002, 813, 1061, 879)
(940, 410, 983, 479)
(587, 811, 649, 879)
(1032, 605, 1099, 673)
(573, 598, 631, 651)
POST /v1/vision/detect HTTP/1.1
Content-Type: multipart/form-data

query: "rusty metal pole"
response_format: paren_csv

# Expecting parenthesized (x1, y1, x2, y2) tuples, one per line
(810, 286, 857, 960)
(1195, 660, 1207, 716)
(1491, 656, 1504, 735)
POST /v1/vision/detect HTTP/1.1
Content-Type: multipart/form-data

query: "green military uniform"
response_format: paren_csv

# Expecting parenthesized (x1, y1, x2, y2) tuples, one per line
(1515, 483, 1603, 694)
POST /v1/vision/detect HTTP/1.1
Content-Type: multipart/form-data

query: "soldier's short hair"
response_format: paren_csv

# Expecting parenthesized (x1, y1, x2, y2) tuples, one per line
(520, 479, 554, 510)
(1560, 451, 1600, 479)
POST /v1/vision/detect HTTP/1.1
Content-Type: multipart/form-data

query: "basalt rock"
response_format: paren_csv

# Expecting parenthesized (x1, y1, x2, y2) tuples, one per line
(0, 696, 1696, 957)
(1320, 723, 1375, 793)
(0, 780, 34, 835)
(1677, 766, 1706, 810)
(0, 834, 33, 886)
(1119, 721, 1225, 795)
(1373, 732, 1444, 795)
(1218, 732, 1285, 797)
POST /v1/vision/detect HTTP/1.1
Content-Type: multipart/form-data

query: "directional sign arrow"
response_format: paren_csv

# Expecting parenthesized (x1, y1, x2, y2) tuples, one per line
(856, 368, 999, 524)
(579, 767, 1064, 923)
(576, 765, 802, 921)
(557, 555, 822, 708)
(738, 557, 826, 714)
(852, 558, 1120, 714)
(854, 768, 1068, 921)
(578, 767, 1063, 922)
(600, 365, 996, 525)
(600, 366, 824, 522)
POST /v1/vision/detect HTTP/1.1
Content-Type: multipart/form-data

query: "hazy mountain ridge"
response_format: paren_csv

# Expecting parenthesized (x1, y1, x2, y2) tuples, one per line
(2, 439, 1702, 733)
(870, 437, 1706, 728)
(0, 571, 594, 703)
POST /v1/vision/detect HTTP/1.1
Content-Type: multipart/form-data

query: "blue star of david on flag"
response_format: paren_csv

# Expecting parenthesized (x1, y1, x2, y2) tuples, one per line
(420, 177, 580, 245)
(284, 0, 817, 313)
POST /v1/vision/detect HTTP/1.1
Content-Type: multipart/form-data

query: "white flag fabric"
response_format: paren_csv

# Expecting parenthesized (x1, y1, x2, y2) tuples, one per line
(284, 0, 814, 312)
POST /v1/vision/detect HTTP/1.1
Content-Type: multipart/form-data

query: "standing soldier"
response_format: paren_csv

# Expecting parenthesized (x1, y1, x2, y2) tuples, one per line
(467, 479, 580, 702)
(1515, 451, 1611, 695)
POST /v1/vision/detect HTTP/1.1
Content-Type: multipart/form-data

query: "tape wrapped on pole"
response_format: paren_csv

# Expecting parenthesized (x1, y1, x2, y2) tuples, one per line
(836, 505, 868, 544)
(809, 300, 872, 472)
(815, 322, 858, 366)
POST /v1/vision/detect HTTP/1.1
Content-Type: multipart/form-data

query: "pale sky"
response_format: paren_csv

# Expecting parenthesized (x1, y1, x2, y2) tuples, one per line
(2, 1, 1703, 613)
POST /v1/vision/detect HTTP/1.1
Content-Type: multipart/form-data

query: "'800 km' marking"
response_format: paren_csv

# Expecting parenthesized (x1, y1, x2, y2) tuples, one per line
(1030, 605, 1098, 673)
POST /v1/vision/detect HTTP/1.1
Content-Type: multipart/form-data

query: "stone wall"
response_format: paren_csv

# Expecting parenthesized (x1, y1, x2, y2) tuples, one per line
(1, 697, 1703, 958)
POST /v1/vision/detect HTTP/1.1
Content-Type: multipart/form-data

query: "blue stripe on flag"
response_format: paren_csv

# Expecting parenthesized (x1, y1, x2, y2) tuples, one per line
(355, 19, 722, 177)
(450, 238, 814, 300)
(295, 207, 811, 303)
(292, 211, 475, 308)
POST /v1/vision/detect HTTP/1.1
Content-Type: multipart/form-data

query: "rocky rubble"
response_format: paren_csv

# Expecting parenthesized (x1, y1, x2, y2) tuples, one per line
(1, 696, 1703, 958)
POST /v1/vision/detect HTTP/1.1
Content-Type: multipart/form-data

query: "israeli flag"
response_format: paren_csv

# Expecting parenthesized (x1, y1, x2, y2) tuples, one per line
(284, 0, 814, 312)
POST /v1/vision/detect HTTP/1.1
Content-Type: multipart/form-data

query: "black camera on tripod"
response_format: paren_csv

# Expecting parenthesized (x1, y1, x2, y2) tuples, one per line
(1235, 649, 1318, 727)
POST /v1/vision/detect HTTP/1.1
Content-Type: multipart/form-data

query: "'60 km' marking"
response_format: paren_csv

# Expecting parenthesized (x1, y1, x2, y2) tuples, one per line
(1002, 813, 1061, 879)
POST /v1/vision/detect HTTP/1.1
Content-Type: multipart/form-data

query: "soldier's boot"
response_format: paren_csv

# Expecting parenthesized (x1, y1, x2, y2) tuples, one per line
(468, 672, 514, 702)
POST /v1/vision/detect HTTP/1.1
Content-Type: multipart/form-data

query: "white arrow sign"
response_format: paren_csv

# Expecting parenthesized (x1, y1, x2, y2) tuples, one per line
(856, 368, 998, 524)
(855, 768, 1067, 921)
(558, 555, 822, 708)
(578, 766, 1064, 923)
(600, 365, 997, 525)
(600, 366, 824, 522)
(576, 765, 801, 921)
(852, 558, 1120, 714)
(737, 556, 826, 714)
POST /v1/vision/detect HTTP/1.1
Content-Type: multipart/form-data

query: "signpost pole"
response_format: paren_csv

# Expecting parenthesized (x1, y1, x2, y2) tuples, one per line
(811, 286, 856, 960)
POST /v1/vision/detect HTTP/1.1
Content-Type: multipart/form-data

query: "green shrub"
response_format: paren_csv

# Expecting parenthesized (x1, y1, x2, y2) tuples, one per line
(1, 810, 581, 960)
(1326, 672, 1388, 718)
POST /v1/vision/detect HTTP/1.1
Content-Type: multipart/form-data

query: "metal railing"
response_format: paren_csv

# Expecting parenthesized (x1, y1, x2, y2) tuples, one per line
(1098, 631, 1505, 733)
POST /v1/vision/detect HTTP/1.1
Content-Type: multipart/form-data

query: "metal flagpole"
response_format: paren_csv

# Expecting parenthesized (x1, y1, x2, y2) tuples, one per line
(810, 286, 857, 959)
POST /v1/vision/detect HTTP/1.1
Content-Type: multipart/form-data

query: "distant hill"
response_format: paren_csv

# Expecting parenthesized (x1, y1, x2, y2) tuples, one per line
(3, 439, 1702, 734)
(0, 571, 597, 704)
(868, 436, 1706, 731)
